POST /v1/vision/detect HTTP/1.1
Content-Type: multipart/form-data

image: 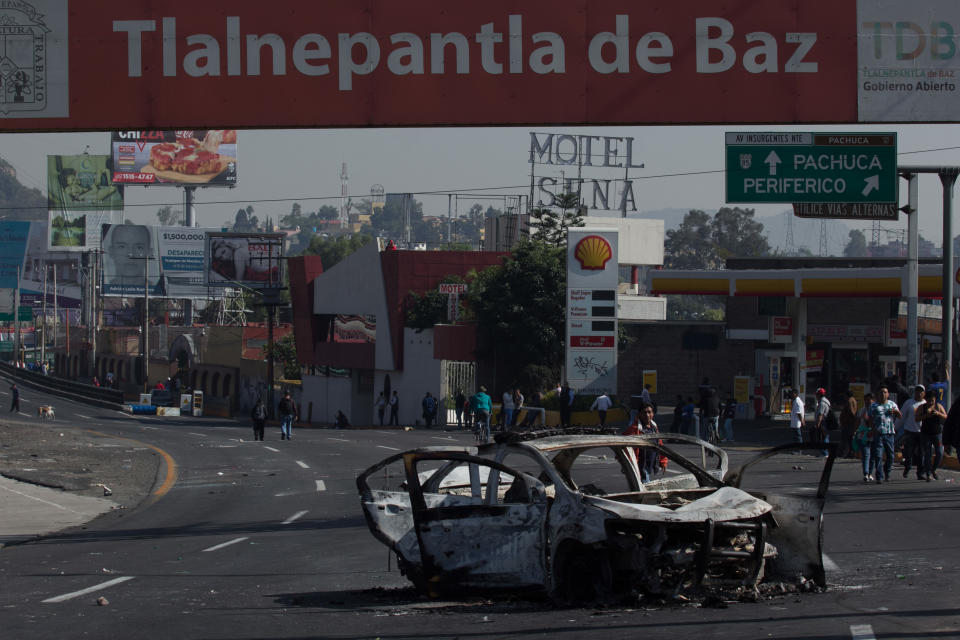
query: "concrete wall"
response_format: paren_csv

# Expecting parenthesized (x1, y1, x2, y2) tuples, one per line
(618, 323, 755, 406)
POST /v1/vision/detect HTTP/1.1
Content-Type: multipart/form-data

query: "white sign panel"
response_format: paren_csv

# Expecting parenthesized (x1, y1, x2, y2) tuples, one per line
(858, 0, 960, 122)
(566, 228, 619, 395)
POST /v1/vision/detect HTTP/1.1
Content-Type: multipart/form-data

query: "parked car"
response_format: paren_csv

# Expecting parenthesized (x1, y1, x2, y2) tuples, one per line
(357, 432, 835, 602)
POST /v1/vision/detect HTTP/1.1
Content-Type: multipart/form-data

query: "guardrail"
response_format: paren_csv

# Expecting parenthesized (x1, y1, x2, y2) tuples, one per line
(0, 361, 125, 410)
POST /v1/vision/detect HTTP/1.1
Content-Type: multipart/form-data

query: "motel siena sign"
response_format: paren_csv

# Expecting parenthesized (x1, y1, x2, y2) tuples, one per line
(4, 2, 960, 131)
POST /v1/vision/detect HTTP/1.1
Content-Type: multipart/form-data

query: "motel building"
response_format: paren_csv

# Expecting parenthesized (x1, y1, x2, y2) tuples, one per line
(647, 256, 948, 413)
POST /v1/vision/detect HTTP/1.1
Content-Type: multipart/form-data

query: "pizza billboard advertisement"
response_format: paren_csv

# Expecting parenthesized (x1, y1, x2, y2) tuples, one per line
(111, 131, 238, 186)
(10, 0, 960, 131)
(206, 232, 284, 289)
(47, 155, 124, 211)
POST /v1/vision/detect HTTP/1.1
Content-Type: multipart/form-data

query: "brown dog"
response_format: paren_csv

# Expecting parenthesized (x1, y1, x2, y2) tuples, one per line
(37, 405, 55, 420)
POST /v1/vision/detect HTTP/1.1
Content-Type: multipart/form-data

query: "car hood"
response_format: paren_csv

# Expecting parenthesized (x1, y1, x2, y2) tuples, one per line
(584, 486, 773, 523)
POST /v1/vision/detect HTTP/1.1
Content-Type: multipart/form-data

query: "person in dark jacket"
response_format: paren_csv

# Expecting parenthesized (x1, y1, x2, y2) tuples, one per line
(942, 394, 960, 465)
(9, 384, 20, 413)
(251, 398, 267, 441)
(278, 391, 298, 441)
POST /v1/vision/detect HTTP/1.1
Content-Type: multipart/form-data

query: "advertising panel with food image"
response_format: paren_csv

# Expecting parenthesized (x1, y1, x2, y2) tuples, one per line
(206, 233, 284, 289)
(111, 130, 238, 186)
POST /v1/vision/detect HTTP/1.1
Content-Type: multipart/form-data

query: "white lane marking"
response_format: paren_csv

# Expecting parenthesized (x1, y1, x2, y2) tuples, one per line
(141, 426, 158, 430)
(42, 576, 135, 603)
(283, 510, 308, 525)
(263, 446, 280, 452)
(431, 437, 455, 441)
(315, 480, 326, 492)
(187, 432, 206, 437)
(328, 437, 350, 443)
(202, 537, 249, 553)
(0, 484, 86, 515)
(377, 445, 400, 451)
(75, 413, 92, 420)
(822, 553, 839, 571)
(295, 460, 310, 469)
(850, 624, 876, 640)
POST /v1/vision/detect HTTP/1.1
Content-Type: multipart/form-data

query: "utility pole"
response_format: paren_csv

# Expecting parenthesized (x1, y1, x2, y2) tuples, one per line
(143, 250, 149, 393)
(13, 265, 20, 364)
(41, 265, 47, 365)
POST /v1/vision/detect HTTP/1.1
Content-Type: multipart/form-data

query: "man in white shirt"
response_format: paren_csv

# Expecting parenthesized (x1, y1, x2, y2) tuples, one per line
(590, 392, 613, 426)
(899, 384, 925, 479)
(789, 389, 804, 451)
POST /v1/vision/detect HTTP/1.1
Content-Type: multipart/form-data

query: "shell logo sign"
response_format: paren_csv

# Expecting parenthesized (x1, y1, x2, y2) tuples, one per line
(573, 235, 613, 271)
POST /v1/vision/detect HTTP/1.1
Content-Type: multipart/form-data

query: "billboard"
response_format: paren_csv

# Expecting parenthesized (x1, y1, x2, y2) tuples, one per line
(47, 155, 123, 211)
(157, 226, 216, 297)
(9, 0, 960, 131)
(111, 130, 238, 186)
(48, 210, 122, 250)
(100, 224, 162, 297)
(206, 233, 284, 288)
(0, 222, 31, 290)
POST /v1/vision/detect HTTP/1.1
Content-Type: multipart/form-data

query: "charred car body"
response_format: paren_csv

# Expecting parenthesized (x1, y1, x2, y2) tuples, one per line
(357, 432, 835, 601)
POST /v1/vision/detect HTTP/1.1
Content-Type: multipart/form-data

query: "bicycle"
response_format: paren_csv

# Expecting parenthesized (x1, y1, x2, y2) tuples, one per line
(474, 410, 490, 444)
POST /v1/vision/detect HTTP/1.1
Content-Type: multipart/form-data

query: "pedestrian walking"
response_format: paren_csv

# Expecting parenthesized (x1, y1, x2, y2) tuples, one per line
(917, 389, 947, 481)
(681, 396, 696, 436)
(278, 391, 298, 440)
(501, 388, 515, 430)
(421, 391, 437, 428)
(839, 391, 859, 458)
(559, 382, 573, 426)
(854, 392, 875, 481)
(622, 402, 664, 482)
(789, 389, 804, 449)
(943, 393, 960, 466)
(699, 380, 720, 442)
(374, 392, 386, 426)
(251, 397, 267, 441)
(812, 388, 831, 457)
(670, 395, 683, 433)
(589, 391, 613, 427)
(511, 388, 524, 428)
(868, 385, 901, 483)
(899, 384, 925, 479)
(9, 384, 20, 413)
(389, 391, 399, 426)
(455, 388, 466, 429)
(721, 395, 736, 442)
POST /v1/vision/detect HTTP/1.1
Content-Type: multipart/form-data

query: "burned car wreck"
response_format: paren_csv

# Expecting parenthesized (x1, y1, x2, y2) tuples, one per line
(357, 431, 835, 602)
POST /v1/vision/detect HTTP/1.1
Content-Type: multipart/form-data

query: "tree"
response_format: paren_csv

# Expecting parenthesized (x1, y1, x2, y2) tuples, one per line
(405, 275, 466, 329)
(301, 233, 372, 269)
(529, 192, 584, 246)
(467, 240, 566, 392)
(844, 229, 868, 257)
(664, 207, 770, 320)
(232, 206, 259, 232)
(156, 205, 182, 226)
(264, 333, 300, 380)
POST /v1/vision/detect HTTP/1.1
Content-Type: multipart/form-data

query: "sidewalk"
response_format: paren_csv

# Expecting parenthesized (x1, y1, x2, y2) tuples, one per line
(0, 474, 115, 547)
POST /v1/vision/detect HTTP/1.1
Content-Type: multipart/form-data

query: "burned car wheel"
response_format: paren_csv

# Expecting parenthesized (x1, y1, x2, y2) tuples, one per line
(552, 542, 613, 604)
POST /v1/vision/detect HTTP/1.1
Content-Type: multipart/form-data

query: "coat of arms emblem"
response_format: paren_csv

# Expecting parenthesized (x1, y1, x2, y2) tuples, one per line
(0, 1, 50, 114)
(739, 153, 752, 170)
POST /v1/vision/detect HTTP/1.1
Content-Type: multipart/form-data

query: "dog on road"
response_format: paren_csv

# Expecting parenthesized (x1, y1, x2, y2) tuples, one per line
(37, 405, 55, 420)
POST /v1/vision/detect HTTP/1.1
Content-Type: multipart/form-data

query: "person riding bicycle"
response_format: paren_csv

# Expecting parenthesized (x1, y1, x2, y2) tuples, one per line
(470, 386, 493, 442)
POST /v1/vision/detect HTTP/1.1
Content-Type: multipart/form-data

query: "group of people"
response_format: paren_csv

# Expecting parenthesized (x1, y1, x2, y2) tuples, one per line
(248, 391, 299, 441)
(790, 382, 949, 484)
(373, 391, 400, 426)
(669, 382, 737, 443)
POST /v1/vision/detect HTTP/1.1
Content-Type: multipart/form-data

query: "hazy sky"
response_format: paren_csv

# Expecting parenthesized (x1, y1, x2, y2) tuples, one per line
(1, 124, 959, 245)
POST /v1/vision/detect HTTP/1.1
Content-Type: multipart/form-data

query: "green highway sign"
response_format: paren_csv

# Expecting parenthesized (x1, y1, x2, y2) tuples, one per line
(725, 132, 897, 204)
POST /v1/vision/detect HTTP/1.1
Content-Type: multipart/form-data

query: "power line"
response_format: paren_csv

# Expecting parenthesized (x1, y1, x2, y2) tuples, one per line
(2, 143, 959, 213)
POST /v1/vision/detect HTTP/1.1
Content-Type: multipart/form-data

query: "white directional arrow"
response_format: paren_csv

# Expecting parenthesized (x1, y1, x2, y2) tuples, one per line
(764, 150, 781, 176)
(862, 175, 879, 197)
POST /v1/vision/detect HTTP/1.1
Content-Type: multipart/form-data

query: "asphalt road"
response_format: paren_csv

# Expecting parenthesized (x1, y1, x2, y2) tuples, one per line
(0, 383, 958, 640)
